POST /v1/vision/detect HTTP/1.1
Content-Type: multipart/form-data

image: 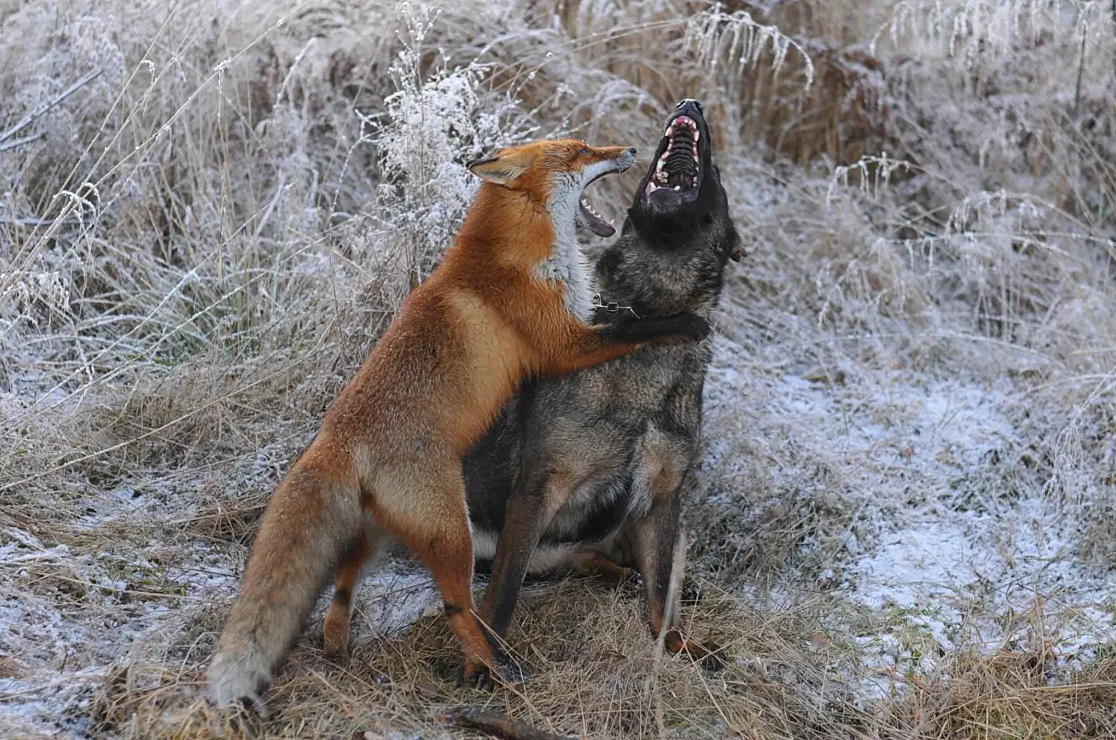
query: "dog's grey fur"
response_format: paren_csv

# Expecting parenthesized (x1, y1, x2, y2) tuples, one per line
(464, 100, 740, 666)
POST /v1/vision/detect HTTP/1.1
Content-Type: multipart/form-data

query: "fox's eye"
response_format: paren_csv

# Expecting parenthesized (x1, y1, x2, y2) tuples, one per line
(579, 147, 590, 155)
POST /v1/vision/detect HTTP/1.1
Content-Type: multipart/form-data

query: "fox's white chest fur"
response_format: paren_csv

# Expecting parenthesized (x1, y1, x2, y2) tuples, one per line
(537, 173, 593, 322)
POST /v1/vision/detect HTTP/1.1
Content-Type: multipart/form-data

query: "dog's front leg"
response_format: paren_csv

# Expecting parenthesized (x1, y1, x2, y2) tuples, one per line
(479, 466, 573, 654)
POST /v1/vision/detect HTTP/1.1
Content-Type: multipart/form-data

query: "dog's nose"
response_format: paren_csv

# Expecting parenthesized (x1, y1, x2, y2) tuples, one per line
(675, 99, 704, 116)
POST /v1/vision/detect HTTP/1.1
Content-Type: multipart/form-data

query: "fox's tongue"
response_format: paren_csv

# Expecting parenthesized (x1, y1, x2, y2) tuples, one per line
(579, 196, 615, 237)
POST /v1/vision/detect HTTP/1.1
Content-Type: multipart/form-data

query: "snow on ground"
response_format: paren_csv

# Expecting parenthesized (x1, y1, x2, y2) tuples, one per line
(705, 333, 1116, 697)
(3, 338, 1114, 737)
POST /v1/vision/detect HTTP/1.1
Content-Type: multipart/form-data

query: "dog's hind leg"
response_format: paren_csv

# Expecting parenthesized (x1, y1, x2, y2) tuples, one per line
(628, 482, 725, 671)
(323, 520, 388, 662)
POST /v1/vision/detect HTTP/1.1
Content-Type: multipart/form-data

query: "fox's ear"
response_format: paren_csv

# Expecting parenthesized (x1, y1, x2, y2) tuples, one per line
(467, 149, 536, 185)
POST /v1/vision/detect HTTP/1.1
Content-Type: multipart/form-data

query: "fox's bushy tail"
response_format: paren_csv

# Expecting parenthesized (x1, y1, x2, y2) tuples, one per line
(206, 453, 361, 711)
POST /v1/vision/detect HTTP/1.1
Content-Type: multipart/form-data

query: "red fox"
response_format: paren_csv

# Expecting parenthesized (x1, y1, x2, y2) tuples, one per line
(205, 139, 710, 711)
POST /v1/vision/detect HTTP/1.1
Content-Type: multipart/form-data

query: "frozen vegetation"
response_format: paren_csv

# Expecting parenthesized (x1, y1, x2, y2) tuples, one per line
(1, 0, 1114, 737)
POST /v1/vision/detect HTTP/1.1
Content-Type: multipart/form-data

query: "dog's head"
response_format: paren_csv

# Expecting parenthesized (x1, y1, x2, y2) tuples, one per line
(594, 100, 741, 317)
(627, 100, 742, 267)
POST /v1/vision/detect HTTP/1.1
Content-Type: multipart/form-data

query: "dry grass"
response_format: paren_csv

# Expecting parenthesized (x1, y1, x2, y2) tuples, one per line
(77, 582, 1116, 739)
(3, 0, 1116, 738)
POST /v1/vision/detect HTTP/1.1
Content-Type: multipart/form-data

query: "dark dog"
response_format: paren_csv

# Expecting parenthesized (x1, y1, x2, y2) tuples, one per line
(320, 100, 739, 674)
(463, 99, 741, 670)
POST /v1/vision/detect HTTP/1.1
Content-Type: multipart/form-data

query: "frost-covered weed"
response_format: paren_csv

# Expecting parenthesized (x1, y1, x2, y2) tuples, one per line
(369, 3, 533, 283)
(1, 0, 1116, 738)
(684, 4, 815, 86)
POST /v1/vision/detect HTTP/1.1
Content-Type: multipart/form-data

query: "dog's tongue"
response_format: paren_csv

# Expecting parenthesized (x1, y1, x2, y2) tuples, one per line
(580, 196, 615, 237)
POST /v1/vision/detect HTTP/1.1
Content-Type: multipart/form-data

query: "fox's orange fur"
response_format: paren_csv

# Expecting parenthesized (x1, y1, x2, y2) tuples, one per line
(205, 139, 708, 709)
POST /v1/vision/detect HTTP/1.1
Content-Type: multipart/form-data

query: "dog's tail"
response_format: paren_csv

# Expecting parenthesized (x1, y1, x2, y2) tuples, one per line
(206, 448, 361, 712)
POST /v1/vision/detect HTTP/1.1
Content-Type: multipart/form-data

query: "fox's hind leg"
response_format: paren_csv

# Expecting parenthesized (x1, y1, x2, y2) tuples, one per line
(323, 521, 388, 662)
(368, 464, 501, 689)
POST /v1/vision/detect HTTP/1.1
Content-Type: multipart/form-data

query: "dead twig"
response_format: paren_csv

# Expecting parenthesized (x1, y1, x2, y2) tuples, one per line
(0, 67, 102, 145)
(0, 132, 43, 154)
(440, 707, 582, 740)
(1073, 25, 1087, 116)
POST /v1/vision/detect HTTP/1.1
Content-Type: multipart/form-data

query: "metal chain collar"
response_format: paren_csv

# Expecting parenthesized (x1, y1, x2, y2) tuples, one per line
(591, 293, 640, 319)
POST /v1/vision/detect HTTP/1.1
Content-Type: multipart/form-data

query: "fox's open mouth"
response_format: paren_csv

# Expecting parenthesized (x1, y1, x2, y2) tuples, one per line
(644, 114, 702, 200)
(578, 155, 632, 238)
(578, 194, 614, 237)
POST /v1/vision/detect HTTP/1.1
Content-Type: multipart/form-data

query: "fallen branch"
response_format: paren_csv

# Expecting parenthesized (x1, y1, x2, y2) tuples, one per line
(0, 68, 102, 145)
(0, 132, 43, 154)
(440, 707, 582, 740)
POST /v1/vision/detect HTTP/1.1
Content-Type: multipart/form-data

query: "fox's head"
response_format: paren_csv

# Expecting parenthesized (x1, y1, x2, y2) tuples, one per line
(468, 139, 636, 238)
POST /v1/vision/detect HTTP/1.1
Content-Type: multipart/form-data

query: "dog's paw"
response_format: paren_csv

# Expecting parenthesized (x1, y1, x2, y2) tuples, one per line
(693, 640, 728, 672)
(664, 628, 728, 672)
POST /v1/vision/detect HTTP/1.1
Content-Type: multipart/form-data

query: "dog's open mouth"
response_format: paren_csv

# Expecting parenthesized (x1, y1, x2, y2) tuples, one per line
(645, 115, 701, 199)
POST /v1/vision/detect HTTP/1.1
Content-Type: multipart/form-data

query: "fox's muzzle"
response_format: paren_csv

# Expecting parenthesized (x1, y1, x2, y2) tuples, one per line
(613, 146, 637, 173)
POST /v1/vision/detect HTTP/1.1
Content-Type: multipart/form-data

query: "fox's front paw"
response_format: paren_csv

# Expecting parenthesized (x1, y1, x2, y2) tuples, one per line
(495, 651, 530, 684)
(458, 660, 496, 692)
(458, 653, 526, 691)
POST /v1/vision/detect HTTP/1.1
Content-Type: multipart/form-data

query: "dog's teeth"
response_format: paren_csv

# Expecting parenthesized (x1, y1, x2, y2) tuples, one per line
(693, 129, 700, 141)
(673, 185, 680, 191)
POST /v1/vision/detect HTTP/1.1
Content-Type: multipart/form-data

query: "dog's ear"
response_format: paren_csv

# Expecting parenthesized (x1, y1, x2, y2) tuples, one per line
(467, 148, 536, 185)
(726, 221, 744, 262)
